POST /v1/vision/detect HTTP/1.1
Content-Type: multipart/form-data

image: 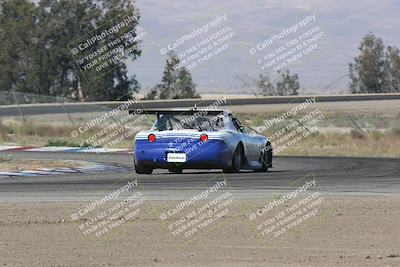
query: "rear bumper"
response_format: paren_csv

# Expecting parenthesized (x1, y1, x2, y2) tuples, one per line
(134, 138, 233, 169)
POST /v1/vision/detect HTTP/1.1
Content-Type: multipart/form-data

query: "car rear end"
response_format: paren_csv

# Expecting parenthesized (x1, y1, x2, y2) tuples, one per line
(134, 130, 233, 170)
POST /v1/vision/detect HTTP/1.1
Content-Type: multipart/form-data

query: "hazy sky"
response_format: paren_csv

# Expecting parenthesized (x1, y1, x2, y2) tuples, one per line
(127, 0, 400, 94)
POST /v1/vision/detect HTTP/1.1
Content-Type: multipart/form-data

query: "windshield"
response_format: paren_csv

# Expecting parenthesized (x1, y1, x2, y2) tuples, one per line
(153, 114, 226, 131)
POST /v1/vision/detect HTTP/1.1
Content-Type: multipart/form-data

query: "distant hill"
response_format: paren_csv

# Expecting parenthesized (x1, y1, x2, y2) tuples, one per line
(129, 0, 400, 94)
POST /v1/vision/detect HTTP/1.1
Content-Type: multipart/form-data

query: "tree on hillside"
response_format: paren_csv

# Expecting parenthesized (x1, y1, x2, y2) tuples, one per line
(158, 52, 179, 99)
(276, 69, 300, 96)
(257, 74, 275, 96)
(385, 46, 400, 92)
(0, 0, 142, 101)
(146, 52, 199, 99)
(176, 68, 198, 99)
(0, 0, 37, 94)
(348, 33, 394, 93)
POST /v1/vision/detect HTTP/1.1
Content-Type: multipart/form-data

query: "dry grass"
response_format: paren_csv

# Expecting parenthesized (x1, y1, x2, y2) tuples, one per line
(0, 119, 122, 147)
(239, 111, 400, 158)
(0, 120, 75, 146)
(281, 130, 400, 158)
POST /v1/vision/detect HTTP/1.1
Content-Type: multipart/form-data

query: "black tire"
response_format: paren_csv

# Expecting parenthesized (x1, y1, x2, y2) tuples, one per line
(134, 157, 153, 174)
(255, 144, 272, 172)
(168, 168, 183, 174)
(223, 145, 243, 173)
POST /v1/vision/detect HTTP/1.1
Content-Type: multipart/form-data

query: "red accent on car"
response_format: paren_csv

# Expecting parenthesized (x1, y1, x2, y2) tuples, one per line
(148, 134, 156, 142)
(200, 133, 208, 142)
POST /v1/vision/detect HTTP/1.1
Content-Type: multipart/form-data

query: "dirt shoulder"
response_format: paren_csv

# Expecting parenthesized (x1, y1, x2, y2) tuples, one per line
(1, 197, 400, 266)
(0, 156, 81, 172)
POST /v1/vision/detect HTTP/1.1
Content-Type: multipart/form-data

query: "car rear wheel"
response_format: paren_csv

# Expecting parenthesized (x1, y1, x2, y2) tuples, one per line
(223, 145, 243, 173)
(134, 158, 153, 174)
(255, 144, 272, 172)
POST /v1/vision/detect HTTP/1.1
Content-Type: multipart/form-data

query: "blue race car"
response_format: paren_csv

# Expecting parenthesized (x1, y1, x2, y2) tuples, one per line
(131, 109, 272, 174)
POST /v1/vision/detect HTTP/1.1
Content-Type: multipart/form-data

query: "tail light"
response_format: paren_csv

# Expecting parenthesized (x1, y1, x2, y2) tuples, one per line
(148, 134, 156, 142)
(200, 133, 208, 142)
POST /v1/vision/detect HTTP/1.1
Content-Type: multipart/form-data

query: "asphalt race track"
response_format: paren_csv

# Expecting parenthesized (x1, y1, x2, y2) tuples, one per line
(0, 151, 399, 202)
(2, 94, 400, 116)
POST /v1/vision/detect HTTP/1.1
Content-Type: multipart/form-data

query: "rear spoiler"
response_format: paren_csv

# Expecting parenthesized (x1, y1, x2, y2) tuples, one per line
(128, 109, 226, 116)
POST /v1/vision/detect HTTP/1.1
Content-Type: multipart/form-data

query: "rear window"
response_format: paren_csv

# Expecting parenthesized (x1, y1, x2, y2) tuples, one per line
(153, 114, 226, 131)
